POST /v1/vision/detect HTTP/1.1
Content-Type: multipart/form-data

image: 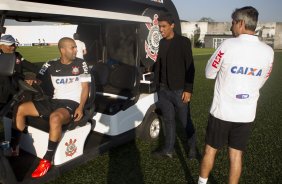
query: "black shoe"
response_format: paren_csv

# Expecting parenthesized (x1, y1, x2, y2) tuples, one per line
(152, 150, 173, 159)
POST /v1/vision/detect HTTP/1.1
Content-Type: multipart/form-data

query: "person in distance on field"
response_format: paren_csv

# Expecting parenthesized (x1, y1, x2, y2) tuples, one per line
(73, 33, 87, 59)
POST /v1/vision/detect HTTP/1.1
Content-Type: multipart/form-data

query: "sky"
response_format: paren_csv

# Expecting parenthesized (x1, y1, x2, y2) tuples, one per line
(171, 0, 282, 22)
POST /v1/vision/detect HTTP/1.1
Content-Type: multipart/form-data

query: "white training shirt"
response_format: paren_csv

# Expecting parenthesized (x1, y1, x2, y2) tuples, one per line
(205, 34, 274, 122)
(74, 40, 86, 59)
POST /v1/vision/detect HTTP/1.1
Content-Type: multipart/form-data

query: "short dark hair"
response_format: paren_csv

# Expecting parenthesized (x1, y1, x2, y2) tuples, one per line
(58, 37, 74, 49)
(73, 33, 80, 40)
(231, 6, 259, 31)
(158, 13, 175, 25)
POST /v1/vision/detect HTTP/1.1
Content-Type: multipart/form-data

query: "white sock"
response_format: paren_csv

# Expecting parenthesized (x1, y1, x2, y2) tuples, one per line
(198, 176, 208, 184)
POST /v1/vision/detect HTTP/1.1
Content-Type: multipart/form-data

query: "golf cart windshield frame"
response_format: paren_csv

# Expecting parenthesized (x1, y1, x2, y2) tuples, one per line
(0, 0, 152, 25)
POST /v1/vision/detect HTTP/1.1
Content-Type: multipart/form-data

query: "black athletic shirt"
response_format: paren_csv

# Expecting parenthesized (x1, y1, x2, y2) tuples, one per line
(37, 58, 91, 103)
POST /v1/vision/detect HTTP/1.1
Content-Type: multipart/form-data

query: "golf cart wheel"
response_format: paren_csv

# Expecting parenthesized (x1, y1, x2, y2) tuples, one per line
(140, 112, 161, 141)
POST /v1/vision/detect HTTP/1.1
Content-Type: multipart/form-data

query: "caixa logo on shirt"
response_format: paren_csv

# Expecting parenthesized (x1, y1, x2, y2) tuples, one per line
(231, 66, 262, 76)
(56, 77, 79, 84)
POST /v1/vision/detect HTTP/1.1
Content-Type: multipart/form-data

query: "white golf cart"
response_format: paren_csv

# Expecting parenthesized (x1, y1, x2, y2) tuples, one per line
(0, 0, 182, 183)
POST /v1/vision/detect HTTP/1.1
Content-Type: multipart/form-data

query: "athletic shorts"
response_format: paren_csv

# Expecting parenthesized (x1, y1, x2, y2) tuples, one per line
(33, 99, 79, 119)
(205, 114, 252, 151)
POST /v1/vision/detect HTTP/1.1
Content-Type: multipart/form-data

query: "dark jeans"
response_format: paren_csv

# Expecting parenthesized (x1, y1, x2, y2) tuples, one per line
(157, 86, 195, 154)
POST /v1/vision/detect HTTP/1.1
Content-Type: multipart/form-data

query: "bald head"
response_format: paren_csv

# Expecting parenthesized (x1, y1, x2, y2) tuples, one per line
(58, 37, 75, 50)
(58, 37, 77, 62)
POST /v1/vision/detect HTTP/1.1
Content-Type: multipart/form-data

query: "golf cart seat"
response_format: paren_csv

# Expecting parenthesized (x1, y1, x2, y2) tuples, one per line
(93, 62, 139, 115)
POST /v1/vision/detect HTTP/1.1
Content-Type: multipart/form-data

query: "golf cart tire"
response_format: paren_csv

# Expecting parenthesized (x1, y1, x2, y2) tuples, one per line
(139, 111, 161, 141)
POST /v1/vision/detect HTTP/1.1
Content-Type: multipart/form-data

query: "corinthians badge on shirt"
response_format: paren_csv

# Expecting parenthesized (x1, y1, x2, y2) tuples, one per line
(72, 66, 80, 75)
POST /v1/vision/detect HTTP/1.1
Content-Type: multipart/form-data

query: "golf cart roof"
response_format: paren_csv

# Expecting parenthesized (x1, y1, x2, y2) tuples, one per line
(0, 0, 152, 24)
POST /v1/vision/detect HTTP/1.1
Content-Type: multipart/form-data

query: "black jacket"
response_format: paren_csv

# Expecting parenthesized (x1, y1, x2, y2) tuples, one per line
(0, 51, 39, 103)
(154, 34, 195, 93)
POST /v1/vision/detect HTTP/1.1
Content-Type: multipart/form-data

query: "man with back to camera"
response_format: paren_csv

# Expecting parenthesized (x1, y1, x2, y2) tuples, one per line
(153, 13, 197, 159)
(198, 6, 274, 184)
(73, 33, 87, 59)
(10, 37, 91, 178)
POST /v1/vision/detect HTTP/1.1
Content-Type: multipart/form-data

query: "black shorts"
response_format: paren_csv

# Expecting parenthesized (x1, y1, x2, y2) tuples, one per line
(33, 99, 79, 119)
(205, 114, 252, 151)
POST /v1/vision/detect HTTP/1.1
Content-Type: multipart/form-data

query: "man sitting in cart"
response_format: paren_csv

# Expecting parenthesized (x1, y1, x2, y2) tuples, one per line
(10, 37, 91, 178)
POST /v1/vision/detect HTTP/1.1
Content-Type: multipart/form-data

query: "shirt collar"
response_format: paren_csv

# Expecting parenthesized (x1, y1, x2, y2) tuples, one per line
(238, 34, 259, 41)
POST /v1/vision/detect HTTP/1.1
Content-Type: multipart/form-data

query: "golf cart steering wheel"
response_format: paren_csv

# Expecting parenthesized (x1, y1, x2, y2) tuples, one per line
(0, 80, 39, 118)
(17, 80, 39, 94)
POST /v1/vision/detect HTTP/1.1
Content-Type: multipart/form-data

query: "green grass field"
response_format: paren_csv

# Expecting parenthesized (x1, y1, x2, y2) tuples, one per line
(17, 46, 60, 62)
(1, 47, 282, 184)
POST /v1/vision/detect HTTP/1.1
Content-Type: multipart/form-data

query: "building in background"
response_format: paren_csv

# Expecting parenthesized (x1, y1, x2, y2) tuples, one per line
(181, 21, 282, 49)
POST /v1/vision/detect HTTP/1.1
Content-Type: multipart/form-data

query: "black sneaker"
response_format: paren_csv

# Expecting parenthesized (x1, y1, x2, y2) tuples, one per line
(152, 150, 173, 159)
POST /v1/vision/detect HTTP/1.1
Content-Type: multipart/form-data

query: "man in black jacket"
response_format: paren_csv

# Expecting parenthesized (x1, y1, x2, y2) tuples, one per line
(153, 13, 196, 159)
(0, 34, 39, 105)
